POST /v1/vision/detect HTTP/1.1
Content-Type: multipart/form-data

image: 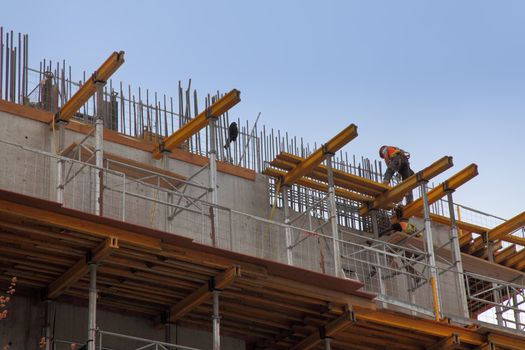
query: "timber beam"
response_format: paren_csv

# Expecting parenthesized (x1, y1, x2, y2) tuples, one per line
(279, 124, 358, 187)
(272, 152, 389, 196)
(395, 164, 478, 220)
(152, 89, 241, 159)
(359, 156, 454, 216)
(488, 333, 525, 350)
(466, 211, 525, 254)
(54, 51, 125, 123)
(47, 237, 119, 299)
(290, 310, 356, 350)
(162, 265, 241, 324)
(426, 333, 462, 350)
(263, 167, 374, 203)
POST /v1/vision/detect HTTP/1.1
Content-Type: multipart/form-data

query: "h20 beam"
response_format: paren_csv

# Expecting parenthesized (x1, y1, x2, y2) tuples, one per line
(395, 164, 478, 220)
(54, 51, 125, 123)
(280, 124, 358, 186)
(359, 156, 453, 216)
(467, 211, 525, 253)
(152, 89, 241, 159)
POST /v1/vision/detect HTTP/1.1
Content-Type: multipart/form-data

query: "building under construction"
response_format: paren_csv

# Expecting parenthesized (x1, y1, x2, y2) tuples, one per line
(1, 26, 525, 350)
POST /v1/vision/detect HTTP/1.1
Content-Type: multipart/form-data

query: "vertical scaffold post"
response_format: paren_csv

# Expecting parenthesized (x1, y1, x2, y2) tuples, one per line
(87, 263, 98, 350)
(212, 290, 221, 350)
(282, 185, 294, 265)
(56, 121, 66, 204)
(420, 180, 442, 320)
(208, 106, 218, 246)
(324, 337, 332, 350)
(370, 210, 387, 308)
(94, 82, 104, 216)
(445, 190, 469, 318)
(487, 239, 504, 327)
(326, 155, 341, 278)
(513, 294, 521, 330)
(44, 300, 52, 350)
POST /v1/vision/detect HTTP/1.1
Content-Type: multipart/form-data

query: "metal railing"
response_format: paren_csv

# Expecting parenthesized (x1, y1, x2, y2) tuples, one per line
(1, 138, 525, 333)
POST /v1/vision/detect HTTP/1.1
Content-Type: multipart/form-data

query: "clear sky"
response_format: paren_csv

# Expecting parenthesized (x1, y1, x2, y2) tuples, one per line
(2, 0, 524, 219)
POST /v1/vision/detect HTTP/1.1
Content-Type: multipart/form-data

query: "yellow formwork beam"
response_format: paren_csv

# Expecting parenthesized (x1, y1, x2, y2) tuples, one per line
(272, 152, 389, 196)
(467, 211, 525, 253)
(290, 310, 355, 350)
(152, 89, 241, 159)
(165, 265, 240, 324)
(280, 124, 358, 186)
(395, 164, 478, 220)
(55, 51, 125, 123)
(48, 237, 119, 299)
(263, 167, 373, 203)
(359, 156, 454, 216)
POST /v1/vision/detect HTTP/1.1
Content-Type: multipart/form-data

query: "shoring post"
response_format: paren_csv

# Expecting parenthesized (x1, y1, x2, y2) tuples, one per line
(370, 210, 387, 308)
(44, 300, 52, 350)
(94, 82, 104, 216)
(87, 263, 98, 350)
(445, 190, 469, 318)
(486, 239, 504, 327)
(212, 290, 221, 350)
(282, 185, 294, 265)
(324, 337, 332, 350)
(208, 106, 219, 246)
(326, 155, 341, 277)
(56, 122, 66, 204)
(420, 181, 443, 320)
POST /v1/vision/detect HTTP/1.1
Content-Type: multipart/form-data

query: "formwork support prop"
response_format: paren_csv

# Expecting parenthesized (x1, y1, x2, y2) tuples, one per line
(487, 239, 504, 327)
(44, 300, 53, 350)
(94, 82, 104, 216)
(326, 155, 341, 277)
(370, 210, 387, 309)
(445, 190, 469, 318)
(420, 180, 442, 320)
(208, 112, 218, 246)
(212, 290, 221, 350)
(323, 337, 332, 350)
(282, 185, 294, 265)
(87, 262, 97, 350)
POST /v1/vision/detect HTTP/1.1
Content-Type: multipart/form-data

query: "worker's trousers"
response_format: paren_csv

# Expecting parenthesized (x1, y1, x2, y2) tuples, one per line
(383, 154, 414, 203)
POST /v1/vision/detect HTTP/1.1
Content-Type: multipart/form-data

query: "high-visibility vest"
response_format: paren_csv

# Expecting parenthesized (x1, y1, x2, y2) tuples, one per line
(382, 146, 402, 161)
(400, 222, 417, 234)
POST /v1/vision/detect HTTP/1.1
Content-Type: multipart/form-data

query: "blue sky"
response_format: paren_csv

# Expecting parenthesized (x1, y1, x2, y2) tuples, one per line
(2, 1, 524, 219)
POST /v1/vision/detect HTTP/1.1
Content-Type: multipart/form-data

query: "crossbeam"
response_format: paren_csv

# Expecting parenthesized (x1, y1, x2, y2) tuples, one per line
(427, 334, 462, 350)
(48, 237, 119, 299)
(55, 51, 125, 123)
(466, 211, 525, 254)
(396, 164, 478, 220)
(263, 167, 373, 203)
(488, 333, 525, 350)
(290, 310, 356, 350)
(164, 265, 240, 324)
(359, 156, 454, 216)
(280, 125, 358, 186)
(152, 89, 241, 159)
(272, 152, 389, 196)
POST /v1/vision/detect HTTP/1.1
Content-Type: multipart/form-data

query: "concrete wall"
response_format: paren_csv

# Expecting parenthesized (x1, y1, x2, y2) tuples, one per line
(0, 292, 245, 350)
(0, 110, 469, 328)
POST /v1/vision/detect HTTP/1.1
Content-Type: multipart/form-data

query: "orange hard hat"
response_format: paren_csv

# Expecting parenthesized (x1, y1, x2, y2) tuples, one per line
(379, 145, 388, 158)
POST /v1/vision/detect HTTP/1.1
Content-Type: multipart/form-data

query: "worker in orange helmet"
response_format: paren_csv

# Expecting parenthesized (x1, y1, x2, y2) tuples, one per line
(391, 222, 418, 235)
(379, 145, 414, 203)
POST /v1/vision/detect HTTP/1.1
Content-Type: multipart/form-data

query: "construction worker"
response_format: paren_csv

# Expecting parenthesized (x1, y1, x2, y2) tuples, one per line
(391, 221, 418, 235)
(379, 145, 414, 203)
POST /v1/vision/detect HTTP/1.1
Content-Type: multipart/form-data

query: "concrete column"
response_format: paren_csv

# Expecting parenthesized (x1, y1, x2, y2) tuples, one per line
(325, 155, 341, 278)
(282, 185, 294, 265)
(87, 263, 98, 350)
(445, 190, 469, 318)
(212, 290, 221, 350)
(420, 181, 442, 320)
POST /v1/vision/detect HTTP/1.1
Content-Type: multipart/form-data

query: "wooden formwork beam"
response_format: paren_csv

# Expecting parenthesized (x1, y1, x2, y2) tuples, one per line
(55, 51, 125, 123)
(47, 237, 119, 299)
(280, 125, 358, 187)
(359, 156, 454, 216)
(152, 89, 241, 159)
